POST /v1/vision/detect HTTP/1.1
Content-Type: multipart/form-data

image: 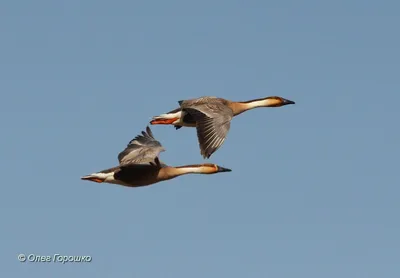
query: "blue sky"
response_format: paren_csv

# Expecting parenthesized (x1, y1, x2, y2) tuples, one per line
(1, 0, 399, 277)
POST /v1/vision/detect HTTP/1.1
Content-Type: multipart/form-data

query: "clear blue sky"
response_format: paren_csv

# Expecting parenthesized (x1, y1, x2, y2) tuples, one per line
(1, 0, 399, 277)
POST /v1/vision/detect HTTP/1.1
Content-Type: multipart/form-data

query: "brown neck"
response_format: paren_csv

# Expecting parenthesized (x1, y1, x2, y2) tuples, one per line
(228, 98, 278, 116)
(160, 164, 215, 179)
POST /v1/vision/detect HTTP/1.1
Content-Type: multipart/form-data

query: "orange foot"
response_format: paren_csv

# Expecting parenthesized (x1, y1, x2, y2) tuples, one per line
(150, 118, 178, 125)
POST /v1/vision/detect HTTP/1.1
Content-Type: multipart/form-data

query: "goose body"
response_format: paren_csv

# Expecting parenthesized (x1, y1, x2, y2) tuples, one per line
(150, 96, 295, 158)
(81, 126, 231, 187)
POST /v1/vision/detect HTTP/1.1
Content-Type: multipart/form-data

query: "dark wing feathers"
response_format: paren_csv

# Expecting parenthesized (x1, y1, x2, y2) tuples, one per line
(149, 157, 165, 167)
(118, 126, 165, 166)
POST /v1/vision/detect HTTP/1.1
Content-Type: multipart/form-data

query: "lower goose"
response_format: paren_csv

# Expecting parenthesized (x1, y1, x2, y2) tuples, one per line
(81, 126, 231, 187)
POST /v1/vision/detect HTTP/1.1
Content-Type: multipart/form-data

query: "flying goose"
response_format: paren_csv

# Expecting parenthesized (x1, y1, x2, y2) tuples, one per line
(150, 96, 295, 158)
(81, 126, 231, 187)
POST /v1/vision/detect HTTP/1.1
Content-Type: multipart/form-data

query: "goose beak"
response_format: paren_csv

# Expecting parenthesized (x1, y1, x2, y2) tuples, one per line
(282, 98, 295, 105)
(216, 166, 232, 173)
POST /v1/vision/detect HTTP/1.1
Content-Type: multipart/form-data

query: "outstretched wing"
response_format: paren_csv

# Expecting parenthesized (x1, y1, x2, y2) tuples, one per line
(118, 126, 165, 166)
(182, 101, 233, 159)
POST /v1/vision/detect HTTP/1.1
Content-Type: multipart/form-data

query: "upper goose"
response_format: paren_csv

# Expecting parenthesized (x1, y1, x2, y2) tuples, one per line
(150, 96, 295, 159)
(81, 126, 231, 187)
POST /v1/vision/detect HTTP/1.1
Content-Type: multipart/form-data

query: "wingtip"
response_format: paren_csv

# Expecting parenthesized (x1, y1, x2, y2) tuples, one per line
(202, 152, 212, 159)
(146, 125, 152, 133)
(201, 150, 211, 159)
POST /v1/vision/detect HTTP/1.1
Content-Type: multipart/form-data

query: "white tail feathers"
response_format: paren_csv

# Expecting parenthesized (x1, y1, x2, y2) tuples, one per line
(81, 172, 115, 183)
(152, 111, 182, 120)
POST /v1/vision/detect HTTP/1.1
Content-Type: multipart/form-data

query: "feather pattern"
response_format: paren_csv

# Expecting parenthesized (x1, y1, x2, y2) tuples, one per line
(182, 99, 233, 158)
(118, 126, 165, 166)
